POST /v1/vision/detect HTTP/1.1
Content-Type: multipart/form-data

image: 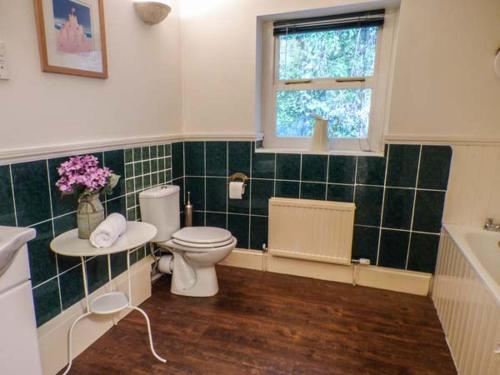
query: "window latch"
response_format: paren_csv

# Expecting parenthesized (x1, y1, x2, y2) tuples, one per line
(284, 79, 312, 85)
(335, 77, 366, 83)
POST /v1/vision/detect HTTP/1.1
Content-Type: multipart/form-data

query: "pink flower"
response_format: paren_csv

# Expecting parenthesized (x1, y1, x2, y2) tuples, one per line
(55, 155, 116, 196)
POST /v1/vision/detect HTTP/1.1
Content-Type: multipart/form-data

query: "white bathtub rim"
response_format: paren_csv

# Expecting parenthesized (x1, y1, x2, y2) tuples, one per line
(443, 224, 500, 304)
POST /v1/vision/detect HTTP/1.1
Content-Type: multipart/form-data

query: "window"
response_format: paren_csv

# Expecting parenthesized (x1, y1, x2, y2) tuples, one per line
(260, 9, 397, 153)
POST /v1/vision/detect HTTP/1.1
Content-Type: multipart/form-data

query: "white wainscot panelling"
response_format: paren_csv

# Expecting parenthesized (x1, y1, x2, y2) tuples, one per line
(432, 231, 499, 375)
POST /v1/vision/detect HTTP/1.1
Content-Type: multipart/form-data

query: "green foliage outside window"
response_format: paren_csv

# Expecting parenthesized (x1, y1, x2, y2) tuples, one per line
(276, 89, 372, 138)
(276, 27, 378, 138)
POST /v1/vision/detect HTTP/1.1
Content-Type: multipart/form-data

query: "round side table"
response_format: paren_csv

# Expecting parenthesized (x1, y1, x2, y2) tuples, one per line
(50, 221, 166, 374)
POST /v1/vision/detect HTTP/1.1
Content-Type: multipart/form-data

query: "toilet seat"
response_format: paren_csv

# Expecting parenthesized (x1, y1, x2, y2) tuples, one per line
(171, 227, 233, 249)
(165, 237, 237, 253)
(171, 237, 235, 249)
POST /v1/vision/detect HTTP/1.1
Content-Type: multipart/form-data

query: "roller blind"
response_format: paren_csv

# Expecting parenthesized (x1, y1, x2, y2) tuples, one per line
(273, 9, 385, 36)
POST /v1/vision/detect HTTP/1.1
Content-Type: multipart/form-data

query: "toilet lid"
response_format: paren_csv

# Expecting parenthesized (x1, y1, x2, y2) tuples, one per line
(172, 227, 232, 245)
(171, 237, 235, 249)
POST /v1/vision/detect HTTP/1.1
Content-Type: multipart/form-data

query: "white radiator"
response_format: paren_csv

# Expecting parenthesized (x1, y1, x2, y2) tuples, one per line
(268, 198, 355, 265)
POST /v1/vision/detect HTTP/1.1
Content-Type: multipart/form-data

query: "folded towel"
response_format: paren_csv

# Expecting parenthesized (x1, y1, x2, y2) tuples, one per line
(89, 213, 127, 248)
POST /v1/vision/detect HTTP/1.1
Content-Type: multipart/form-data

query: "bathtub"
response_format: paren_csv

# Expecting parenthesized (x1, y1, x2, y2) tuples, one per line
(432, 224, 499, 375)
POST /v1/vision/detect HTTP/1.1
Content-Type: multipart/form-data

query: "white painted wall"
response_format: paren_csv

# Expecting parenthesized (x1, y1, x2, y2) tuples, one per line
(179, 0, 389, 137)
(179, 0, 500, 139)
(3, 0, 498, 146)
(389, 0, 500, 139)
(0, 0, 182, 152)
(2, 0, 500, 224)
(443, 144, 500, 228)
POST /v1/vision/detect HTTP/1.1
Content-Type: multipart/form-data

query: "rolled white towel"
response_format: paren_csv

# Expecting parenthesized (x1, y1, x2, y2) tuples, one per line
(89, 213, 127, 248)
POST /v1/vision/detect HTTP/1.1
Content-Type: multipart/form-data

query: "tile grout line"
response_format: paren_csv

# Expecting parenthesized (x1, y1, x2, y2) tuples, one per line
(133, 147, 139, 219)
(405, 145, 423, 269)
(124, 168, 172, 181)
(128, 148, 135, 220)
(248, 142, 253, 249)
(353, 156, 359, 202)
(352, 223, 440, 236)
(324, 155, 330, 200)
(375, 146, 390, 266)
(202, 209, 268, 218)
(138, 149, 144, 218)
(148, 146, 152, 189)
(32, 258, 80, 289)
(204, 142, 207, 226)
(32, 273, 59, 290)
(124, 155, 171, 166)
(298, 154, 303, 198)
(182, 142, 186, 207)
(176, 174, 446, 192)
(273, 153, 277, 196)
(26, 209, 82, 229)
(45, 159, 64, 313)
(8, 164, 18, 226)
(103, 152, 109, 215)
(225, 142, 229, 229)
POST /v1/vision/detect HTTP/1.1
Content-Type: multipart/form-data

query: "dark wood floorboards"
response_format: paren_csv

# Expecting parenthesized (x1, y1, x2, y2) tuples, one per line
(66, 266, 456, 375)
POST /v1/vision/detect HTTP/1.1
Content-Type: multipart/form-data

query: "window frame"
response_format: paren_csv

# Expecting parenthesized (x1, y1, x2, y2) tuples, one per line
(260, 8, 398, 154)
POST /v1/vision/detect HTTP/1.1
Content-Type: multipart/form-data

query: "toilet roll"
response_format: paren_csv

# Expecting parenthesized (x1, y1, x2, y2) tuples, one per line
(229, 181, 245, 199)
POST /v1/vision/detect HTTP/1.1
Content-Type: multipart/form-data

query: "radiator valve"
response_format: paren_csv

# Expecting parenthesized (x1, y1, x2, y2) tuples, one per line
(352, 258, 371, 265)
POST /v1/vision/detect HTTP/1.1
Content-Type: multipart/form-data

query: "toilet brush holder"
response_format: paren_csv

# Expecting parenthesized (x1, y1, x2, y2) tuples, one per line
(185, 191, 193, 227)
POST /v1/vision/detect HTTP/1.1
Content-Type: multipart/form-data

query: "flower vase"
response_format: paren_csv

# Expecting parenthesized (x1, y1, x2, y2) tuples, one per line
(311, 116, 329, 152)
(77, 194, 105, 239)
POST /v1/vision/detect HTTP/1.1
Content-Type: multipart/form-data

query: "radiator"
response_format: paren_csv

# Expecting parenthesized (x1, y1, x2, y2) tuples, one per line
(268, 198, 355, 265)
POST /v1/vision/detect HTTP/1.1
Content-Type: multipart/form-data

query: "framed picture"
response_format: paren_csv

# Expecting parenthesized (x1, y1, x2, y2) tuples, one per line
(34, 0, 108, 79)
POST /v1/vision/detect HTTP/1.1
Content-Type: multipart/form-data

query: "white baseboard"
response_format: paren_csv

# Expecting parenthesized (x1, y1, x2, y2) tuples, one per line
(220, 249, 432, 296)
(219, 249, 264, 270)
(37, 257, 153, 375)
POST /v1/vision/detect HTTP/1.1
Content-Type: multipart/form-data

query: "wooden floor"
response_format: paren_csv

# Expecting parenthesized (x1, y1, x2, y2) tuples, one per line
(67, 266, 456, 375)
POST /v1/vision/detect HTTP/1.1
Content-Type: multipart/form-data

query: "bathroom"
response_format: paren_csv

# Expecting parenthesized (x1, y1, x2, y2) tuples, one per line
(0, 0, 499, 374)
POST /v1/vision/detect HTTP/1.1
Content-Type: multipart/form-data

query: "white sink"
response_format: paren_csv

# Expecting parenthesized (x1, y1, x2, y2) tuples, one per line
(0, 226, 36, 277)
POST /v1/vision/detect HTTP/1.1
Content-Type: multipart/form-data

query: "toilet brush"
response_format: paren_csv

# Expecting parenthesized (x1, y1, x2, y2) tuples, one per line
(185, 191, 193, 227)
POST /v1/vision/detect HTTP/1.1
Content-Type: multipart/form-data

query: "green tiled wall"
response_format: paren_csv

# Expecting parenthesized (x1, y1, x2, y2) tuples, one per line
(179, 141, 452, 274)
(0, 143, 175, 327)
(0, 139, 451, 328)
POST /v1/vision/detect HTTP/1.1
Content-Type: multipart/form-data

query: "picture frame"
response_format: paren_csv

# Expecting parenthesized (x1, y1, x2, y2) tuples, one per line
(34, 0, 108, 79)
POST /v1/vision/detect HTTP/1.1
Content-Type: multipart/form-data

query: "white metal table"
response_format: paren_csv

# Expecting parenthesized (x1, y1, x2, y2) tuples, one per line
(50, 221, 166, 374)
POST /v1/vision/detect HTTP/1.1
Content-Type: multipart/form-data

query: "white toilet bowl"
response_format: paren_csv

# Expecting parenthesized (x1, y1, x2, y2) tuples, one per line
(158, 227, 237, 297)
(139, 186, 237, 297)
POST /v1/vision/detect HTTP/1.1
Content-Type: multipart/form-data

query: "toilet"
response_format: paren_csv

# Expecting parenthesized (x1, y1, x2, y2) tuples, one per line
(139, 185, 236, 297)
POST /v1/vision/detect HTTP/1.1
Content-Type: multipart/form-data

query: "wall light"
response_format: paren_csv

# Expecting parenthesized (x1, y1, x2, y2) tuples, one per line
(134, 0, 172, 25)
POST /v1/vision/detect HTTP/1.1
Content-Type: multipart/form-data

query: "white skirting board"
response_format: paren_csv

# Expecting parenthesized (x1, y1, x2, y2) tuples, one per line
(220, 249, 432, 296)
(37, 257, 153, 375)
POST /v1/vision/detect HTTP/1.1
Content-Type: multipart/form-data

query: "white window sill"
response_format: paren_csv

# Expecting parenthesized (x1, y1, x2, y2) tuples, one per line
(255, 147, 384, 157)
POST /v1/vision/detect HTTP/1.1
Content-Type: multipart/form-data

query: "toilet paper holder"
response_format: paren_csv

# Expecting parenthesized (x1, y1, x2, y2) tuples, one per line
(229, 172, 249, 186)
